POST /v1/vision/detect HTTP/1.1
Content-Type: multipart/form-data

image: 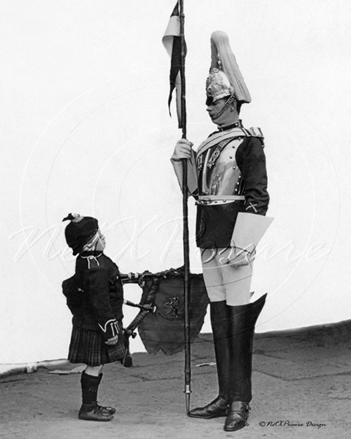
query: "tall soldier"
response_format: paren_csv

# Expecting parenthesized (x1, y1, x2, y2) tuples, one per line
(171, 31, 270, 432)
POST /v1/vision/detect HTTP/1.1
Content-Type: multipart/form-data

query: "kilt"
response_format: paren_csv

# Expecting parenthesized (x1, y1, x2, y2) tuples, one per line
(68, 325, 126, 366)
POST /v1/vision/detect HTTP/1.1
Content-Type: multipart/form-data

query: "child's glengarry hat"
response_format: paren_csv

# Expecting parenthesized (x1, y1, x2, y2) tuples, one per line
(63, 213, 99, 255)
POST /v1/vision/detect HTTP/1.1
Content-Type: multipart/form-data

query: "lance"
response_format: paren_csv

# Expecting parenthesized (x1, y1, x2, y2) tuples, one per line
(178, 0, 191, 415)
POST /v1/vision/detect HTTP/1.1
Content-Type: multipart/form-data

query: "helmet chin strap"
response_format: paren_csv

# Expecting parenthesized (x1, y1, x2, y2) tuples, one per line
(211, 94, 236, 119)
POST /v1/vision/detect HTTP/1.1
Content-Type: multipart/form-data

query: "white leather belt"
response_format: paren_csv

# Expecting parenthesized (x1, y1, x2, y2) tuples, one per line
(196, 195, 245, 205)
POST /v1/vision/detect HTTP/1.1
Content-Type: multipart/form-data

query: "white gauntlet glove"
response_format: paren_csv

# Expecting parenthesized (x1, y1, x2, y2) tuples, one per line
(171, 139, 194, 161)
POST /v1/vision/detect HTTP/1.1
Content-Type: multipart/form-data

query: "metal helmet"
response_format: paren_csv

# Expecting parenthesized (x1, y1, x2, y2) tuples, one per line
(206, 68, 234, 105)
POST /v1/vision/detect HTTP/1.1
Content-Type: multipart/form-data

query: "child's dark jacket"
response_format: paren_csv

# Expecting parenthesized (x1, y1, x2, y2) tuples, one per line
(72, 252, 124, 340)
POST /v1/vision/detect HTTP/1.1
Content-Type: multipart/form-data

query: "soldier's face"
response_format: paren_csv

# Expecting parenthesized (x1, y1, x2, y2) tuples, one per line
(206, 97, 235, 126)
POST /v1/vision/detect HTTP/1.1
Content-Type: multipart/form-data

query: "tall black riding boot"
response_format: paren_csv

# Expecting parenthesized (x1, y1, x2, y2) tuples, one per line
(188, 301, 231, 419)
(78, 371, 114, 421)
(224, 294, 267, 432)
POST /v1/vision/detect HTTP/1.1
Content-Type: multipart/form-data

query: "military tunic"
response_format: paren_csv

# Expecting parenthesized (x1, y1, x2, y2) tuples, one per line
(194, 125, 269, 248)
(171, 123, 270, 302)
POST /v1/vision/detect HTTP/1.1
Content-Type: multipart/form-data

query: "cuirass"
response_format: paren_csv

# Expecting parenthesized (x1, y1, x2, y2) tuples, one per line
(200, 136, 244, 196)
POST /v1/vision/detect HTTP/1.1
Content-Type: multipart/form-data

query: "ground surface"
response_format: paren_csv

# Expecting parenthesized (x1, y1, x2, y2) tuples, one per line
(1, 320, 351, 439)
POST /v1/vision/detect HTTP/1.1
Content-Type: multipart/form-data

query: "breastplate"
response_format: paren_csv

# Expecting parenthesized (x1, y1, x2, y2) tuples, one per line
(200, 136, 244, 196)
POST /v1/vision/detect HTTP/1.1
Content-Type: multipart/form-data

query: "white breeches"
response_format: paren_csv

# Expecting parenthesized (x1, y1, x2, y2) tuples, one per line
(201, 248, 253, 306)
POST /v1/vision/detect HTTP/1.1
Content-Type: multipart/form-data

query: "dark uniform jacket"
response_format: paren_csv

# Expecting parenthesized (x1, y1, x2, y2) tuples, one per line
(169, 125, 269, 248)
(71, 252, 124, 340)
(196, 132, 269, 247)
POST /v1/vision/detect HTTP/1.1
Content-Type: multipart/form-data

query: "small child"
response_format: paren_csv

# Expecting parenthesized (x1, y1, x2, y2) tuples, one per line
(62, 213, 127, 422)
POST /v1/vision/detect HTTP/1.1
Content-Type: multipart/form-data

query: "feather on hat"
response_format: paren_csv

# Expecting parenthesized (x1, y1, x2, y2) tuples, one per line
(206, 31, 251, 105)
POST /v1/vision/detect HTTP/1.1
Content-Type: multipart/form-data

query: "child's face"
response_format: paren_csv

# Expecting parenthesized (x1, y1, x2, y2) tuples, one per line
(94, 230, 106, 251)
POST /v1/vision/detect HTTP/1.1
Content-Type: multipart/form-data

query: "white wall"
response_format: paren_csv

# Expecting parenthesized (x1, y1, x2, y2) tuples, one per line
(1, 0, 350, 363)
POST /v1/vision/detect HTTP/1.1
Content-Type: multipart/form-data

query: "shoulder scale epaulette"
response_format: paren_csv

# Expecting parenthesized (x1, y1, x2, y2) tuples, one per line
(241, 126, 264, 138)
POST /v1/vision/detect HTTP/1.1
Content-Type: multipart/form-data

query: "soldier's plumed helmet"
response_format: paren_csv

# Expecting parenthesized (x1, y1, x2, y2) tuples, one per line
(206, 31, 251, 107)
(63, 213, 99, 255)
